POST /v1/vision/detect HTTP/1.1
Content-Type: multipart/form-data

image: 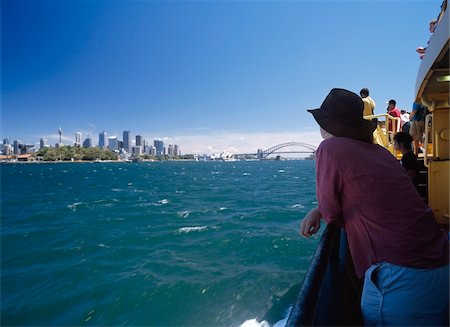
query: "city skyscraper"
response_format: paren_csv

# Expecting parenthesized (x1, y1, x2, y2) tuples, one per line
(82, 138, 92, 148)
(75, 132, 82, 147)
(40, 138, 47, 149)
(135, 135, 143, 147)
(154, 139, 164, 157)
(108, 136, 118, 151)
(123, 130, 131, 153)
(58, 127, 62, 145)
(98, 131, 107, 149)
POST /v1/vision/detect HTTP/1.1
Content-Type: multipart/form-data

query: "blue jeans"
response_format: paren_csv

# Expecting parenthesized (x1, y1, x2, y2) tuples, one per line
(361, 262, 449, 326)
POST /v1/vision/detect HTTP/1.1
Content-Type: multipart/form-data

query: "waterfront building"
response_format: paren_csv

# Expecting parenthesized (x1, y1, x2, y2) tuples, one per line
(154, 139, 164, 157)
(82, 138, 92, 148)
(98, 131, 107, 149)
(0, 143, 13, 155)
(150, 145, 156, 156)
(136, 135, 143, 147)
(13, 140, 21, 155)
(40, 138, 47, 149)
(108, 136, 119, 151)
(174, 144, 180, 157)
(167, 144, 174, 157)
(123, 130, 131, 153)
(132, 146, 142, 156)
(75, 132, 82, 147)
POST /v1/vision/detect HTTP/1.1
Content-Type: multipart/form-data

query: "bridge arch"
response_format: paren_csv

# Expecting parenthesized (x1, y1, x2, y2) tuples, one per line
(261, 142, 317, 158)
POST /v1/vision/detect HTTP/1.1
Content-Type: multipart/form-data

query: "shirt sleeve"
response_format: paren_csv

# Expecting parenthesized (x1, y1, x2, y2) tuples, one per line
(316, 142, 344, 227)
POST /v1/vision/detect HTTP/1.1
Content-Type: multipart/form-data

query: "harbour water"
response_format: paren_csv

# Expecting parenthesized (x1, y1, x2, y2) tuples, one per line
(1, 160, 321, 326)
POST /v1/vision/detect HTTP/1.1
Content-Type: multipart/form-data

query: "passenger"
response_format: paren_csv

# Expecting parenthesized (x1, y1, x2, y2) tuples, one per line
(359, 88, 376, 118)
(393, 131, 418, 186)
(386, 99, 401, 142)
(400, 109, 411, 133)
(416, 19, 437, 59)
(300, 88, 449, 326)
(409, 102, 427, 155)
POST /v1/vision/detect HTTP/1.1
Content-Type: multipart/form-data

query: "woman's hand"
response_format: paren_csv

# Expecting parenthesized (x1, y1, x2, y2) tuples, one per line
(300, 207, 322, 237)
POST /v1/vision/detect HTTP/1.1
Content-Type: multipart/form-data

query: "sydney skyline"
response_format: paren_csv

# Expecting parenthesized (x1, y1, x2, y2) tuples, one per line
(1, 0, 442, 154)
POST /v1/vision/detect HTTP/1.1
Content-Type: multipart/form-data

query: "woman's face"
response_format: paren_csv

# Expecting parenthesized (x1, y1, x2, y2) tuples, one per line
(320, 127, 334, 139)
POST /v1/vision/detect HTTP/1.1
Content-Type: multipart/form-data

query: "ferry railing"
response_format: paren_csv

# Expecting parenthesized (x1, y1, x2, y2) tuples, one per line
(424, 113, 433, 168)
(364, 114, 401, 155)
(286, 224, 363, 326)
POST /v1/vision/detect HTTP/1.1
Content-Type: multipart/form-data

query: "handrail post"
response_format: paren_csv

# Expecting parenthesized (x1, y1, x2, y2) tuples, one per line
(424, 113, 433, 168)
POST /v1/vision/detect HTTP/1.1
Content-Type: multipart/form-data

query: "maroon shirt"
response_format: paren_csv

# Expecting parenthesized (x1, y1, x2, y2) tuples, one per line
(316, 137, 448, 278)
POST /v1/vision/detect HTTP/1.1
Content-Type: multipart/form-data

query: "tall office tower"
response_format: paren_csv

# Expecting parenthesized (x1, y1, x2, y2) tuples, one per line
(123, 130, 131, 153)
(3, 137, 11, 145)
(99, 131, 107, 149)
(75, 132, 82, 147)
(150, 145, 156, 156)
(154, 139, 164, 157)
(82, 138, 92, 148)
(58, 127, 62, 144)
(13, 140, 21, 155)
(168, 144, 174, 157)
(40, 138, 47, 149)
(108, 136, 119, 151)
(135, 135, 143, 147)
(174, 144, 180, 157)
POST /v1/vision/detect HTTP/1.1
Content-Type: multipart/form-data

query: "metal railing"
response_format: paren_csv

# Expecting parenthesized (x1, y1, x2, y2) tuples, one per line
(364, 114, 401, 154)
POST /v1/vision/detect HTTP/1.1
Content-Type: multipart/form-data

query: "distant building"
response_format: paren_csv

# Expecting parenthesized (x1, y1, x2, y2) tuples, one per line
(82, 138, 92, 148)
(40, 138, 47, 149)
(168, 144, 174, 157)
(99, 131, 107, 149)
(123, 130, 131, 153)
(136, 135, 143, 147)
(0, 143, 13, 155)
(174, 144, 180, 157)
(58, 127, 62, 144)
(154, 139, 164, 157)
(75, 132, 82, 147)
(132, 146, 142, 156)
(13, 140, 21, 155)
(108, 136, 119, 151)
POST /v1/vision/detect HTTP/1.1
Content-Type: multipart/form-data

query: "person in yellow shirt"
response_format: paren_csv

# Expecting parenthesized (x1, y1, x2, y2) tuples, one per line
(360, 88, 376, 119)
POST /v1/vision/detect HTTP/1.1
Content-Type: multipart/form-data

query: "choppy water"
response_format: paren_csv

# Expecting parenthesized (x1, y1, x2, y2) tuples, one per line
(1, 160, 321, 326)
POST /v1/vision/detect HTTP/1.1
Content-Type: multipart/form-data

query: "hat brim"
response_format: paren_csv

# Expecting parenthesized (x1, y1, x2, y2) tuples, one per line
(308, 108, 377, 139)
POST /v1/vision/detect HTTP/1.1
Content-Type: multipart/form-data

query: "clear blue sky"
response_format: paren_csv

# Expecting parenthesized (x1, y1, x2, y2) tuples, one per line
(1, 0, 443, 154)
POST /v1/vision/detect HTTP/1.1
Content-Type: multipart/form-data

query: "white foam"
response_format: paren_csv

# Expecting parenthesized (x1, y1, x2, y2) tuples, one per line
(240, 319, 270, 327)
(67, 202, 83, 210)
(291, 204, 304, 208)
(177, 211, 190, 218)
(177, 226, 208, 233)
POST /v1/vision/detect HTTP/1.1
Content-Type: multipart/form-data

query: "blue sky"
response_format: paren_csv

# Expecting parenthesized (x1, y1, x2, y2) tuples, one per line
(1, 0, 443, 154)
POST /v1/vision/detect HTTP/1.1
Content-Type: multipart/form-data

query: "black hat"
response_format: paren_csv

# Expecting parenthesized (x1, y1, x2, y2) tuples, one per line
(307, 88, 378, 139)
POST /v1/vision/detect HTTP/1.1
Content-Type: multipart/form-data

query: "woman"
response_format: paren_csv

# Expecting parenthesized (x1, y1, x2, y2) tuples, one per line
(300, 88, 448, 326)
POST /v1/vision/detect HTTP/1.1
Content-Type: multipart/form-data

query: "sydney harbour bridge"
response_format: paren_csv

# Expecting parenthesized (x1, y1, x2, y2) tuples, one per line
(234, 142, 317, 159)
